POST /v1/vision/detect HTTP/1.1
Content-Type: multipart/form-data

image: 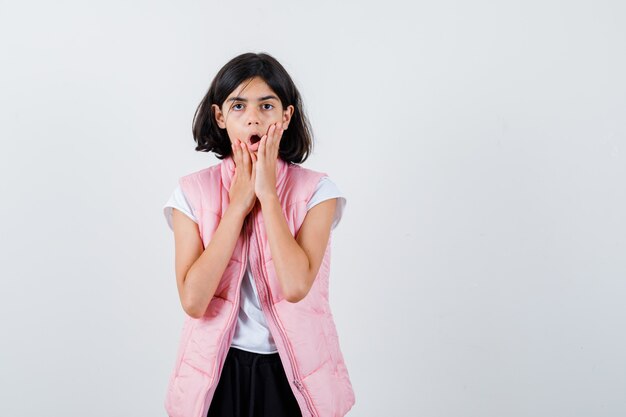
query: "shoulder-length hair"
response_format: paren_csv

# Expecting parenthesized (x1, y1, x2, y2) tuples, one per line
(192, 52, 313, 164)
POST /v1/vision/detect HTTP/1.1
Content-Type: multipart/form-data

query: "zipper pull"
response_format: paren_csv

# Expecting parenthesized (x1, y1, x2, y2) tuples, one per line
(293, 379, 303, 391)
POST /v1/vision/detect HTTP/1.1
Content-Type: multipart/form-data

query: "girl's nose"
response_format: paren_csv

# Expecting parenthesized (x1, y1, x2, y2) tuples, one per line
(246, 109, 262, 125)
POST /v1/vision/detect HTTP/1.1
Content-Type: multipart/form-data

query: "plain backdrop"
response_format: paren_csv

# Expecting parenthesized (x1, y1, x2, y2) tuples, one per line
(1, 0, 625, 416)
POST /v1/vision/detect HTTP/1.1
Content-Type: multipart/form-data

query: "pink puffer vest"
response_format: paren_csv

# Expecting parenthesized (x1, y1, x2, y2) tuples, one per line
(164, 155, 355, 417)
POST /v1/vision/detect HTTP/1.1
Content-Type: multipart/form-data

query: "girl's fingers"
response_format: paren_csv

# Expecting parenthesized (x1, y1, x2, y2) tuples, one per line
(258, 134, 267, 160)
(269, 122, 282, 158)
(232, 140, 241, 167)
(250, 152, 256, 181)
(241, 142, 250, 171)
(269, 123, 277, 151)
(275, 122, 284, 156)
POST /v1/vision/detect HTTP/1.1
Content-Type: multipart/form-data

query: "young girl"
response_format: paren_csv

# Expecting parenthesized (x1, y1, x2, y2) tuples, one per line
(162, 52, 355, 417)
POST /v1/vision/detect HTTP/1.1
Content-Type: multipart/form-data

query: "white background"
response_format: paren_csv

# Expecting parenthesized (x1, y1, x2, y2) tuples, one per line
(1, 1, 625, 416)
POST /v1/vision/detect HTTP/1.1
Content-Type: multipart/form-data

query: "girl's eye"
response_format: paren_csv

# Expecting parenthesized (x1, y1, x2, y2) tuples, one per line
(231, 103, 274, 111)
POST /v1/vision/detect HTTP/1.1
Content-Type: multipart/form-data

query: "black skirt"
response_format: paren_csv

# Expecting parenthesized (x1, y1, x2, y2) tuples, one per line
(207, 346, 303, 417)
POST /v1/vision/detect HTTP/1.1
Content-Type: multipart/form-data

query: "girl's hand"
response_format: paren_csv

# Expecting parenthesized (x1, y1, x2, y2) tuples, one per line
(253, 122, 285, 203)
(228, 138, 257, 217)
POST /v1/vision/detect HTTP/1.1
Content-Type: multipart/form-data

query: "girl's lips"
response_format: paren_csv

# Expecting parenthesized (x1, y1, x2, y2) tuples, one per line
(238, 133, 263, 151)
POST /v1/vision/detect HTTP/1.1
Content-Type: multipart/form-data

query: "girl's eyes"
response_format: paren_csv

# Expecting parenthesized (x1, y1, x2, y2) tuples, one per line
(232, 103, 274, 111)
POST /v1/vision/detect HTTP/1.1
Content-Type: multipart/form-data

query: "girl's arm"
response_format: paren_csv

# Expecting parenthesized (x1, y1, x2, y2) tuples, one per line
(259, 195, 337, 303)
(171, 205, 247, 318)
(172, 139, 256, 318)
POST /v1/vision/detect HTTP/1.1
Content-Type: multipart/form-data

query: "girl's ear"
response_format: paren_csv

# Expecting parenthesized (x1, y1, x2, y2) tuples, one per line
(212, 104, 226, 129)
(282, 105, 295, 130)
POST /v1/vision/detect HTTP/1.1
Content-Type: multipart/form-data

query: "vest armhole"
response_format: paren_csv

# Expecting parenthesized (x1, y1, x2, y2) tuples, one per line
(178, 176, 201, 217)
(303, 171, 328, 206)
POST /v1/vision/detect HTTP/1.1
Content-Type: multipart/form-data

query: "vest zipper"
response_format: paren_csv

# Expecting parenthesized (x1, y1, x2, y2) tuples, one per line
(249, 205, 318, 417)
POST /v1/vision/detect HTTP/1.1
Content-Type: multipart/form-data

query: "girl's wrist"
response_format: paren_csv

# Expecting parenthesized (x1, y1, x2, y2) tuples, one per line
(225, 203, 249, 221)
(258, 193, 280, 209)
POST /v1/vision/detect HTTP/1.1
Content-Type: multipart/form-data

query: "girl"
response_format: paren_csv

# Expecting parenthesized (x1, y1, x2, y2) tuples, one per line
(162, 52, 355, 417)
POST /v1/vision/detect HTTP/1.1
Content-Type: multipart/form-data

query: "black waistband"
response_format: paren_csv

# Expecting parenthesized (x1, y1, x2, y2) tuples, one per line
(227, 346, 281, 366)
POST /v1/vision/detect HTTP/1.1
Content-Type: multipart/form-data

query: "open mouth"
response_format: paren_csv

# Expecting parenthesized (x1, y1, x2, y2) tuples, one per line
(250, 134, 262, 144)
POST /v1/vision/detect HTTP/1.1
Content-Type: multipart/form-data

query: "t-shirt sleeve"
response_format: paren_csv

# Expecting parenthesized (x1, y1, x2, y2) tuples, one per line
(163, 184, 198, 231)
(306, 176, 347, 230)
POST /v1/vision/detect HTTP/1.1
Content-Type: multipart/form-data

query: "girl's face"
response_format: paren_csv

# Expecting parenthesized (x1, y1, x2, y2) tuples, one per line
(212, 76, 294, 154)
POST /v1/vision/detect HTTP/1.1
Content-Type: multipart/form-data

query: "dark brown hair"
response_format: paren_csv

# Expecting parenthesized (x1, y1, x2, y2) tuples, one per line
(191, 52, 313, 164)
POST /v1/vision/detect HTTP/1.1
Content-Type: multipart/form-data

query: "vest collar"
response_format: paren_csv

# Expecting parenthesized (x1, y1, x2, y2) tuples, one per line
(220, 154, 290, 193)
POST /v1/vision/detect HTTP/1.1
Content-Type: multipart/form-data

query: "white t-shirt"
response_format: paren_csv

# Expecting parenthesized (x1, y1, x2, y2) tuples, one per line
(163, 176, 346, 354)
